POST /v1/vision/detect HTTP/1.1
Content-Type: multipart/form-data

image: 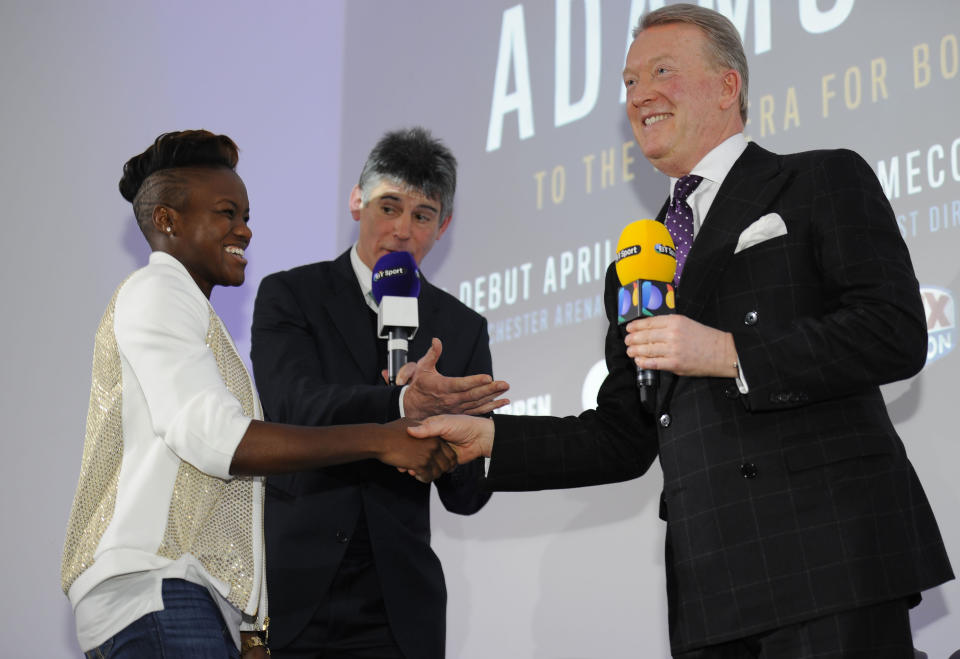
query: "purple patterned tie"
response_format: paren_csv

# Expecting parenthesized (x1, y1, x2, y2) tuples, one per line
(664, 174, 703, 286)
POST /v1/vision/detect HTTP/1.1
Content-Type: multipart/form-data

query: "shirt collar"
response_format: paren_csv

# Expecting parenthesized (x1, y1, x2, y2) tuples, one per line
(150, 250, 193, 282)
(669, 132, 748, 199)
(349, 243, 379, 313)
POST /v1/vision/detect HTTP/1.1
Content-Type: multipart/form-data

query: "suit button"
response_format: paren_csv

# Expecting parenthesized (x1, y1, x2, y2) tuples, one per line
(723, 384, 739, 399)
(744, 310, 759, 326)
(739, 463, 758, 479)
(335, 530, 349, 544)
(659, 413, 672, 428)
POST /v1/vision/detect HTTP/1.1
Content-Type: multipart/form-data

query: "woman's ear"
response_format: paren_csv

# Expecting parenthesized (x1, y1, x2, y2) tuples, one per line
(152, 205, 176, 236)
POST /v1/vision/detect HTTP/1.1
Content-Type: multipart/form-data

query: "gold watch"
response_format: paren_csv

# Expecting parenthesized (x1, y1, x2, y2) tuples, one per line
(241, 633, 270, 656)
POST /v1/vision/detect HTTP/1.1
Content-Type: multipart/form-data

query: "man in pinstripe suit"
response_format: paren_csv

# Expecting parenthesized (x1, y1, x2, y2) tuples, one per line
(412, 4, 953, 658)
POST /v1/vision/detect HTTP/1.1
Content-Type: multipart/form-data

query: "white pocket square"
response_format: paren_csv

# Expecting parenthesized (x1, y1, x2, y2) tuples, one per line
(734, 212, 787, 254)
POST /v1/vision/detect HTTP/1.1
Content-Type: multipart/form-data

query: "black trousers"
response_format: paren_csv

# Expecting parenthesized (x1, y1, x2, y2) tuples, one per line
(272, 526, 404, 659)
(675, 598, 914, 659)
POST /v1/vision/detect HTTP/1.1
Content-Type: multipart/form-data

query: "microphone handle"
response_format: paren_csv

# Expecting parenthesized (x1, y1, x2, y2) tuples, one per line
(636, 366, 658, 413)
(387, 327, 412, 385)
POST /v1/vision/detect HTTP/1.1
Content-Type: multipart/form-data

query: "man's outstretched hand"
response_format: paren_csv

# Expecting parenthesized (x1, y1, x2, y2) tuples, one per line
(407, 414, 495, 465)
(383, 338, 510, 421)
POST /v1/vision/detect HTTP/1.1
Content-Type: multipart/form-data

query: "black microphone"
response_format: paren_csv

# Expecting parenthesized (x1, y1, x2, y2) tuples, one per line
(614, 220, 678, 412)
(371, 251, 421, 385)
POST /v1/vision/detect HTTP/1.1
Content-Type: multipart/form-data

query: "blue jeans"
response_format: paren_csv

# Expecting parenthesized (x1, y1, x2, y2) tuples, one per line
(84, 579, 240, 659)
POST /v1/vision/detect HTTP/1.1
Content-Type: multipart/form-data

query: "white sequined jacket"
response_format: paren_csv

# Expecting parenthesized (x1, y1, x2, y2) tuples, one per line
(61, 251, 266, 649)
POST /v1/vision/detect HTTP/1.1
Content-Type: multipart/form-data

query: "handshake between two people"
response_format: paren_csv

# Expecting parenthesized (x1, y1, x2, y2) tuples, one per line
(379, 415, 496, 483)
(378, 337, 507, 483)
(385, 316, 741, 482)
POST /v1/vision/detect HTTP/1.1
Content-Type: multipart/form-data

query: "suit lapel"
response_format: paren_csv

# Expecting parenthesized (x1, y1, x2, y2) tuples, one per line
(326, 251, 380, 378)
(677, 142, 790, 320)
(653, 144, 789, 406)
(409, 275, 441, 363)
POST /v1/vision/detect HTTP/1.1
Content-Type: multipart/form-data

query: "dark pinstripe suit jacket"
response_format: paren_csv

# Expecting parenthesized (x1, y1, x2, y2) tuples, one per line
(251, 250, 492, 658)
(487, 143, 953, 653)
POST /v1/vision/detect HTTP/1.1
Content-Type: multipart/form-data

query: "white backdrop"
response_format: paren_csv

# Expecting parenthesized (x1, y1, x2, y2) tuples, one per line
(2, 1, 957, 656)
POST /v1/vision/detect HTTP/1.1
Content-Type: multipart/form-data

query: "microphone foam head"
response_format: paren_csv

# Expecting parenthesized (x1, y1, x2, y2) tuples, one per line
(371, 251, 420, 304)
(615, 219, 677, 284)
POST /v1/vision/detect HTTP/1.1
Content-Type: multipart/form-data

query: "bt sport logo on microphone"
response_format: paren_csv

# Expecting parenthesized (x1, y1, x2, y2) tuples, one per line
(373, 266, 410, 281)
(921, 286, 955, 365)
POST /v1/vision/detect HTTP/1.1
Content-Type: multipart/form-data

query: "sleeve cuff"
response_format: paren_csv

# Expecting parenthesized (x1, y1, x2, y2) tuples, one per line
(735, 360, 749, 394)
(398, 385, 408, 418)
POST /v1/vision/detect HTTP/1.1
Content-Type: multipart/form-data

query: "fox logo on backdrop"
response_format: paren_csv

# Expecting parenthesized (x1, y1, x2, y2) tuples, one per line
(921, 286, 955, 365)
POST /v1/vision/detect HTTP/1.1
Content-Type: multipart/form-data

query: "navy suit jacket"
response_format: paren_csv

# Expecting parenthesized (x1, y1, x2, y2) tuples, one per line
(251, 249, 492, 658)
(486, 144, 953, 653)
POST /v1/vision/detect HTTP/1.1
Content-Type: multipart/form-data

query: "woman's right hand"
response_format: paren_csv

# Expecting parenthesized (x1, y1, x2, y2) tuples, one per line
(378, 418, 458, 482)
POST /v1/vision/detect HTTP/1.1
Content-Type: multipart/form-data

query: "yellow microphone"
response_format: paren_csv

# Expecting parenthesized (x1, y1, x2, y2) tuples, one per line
(615, 219, 677, 322)
(615, 219, 677, 284)
(614, 219, 677, 410)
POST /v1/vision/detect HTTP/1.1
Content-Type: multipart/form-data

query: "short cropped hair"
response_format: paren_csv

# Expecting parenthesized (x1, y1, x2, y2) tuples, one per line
(636, 3, 749, 123)
(357, 127, 457, 219)
(119, 130, 239, 227)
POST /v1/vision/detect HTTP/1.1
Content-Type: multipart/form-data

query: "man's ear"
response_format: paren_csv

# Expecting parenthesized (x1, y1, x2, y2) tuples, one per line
(436, 214, 452, 240)
(718, 69, 741, 112)
(349, 185, 363, 221)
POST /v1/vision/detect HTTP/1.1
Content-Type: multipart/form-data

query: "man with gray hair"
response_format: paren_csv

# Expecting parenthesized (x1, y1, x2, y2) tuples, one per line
(413, 5, 952, 657)
(252, 127, 508, 658)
